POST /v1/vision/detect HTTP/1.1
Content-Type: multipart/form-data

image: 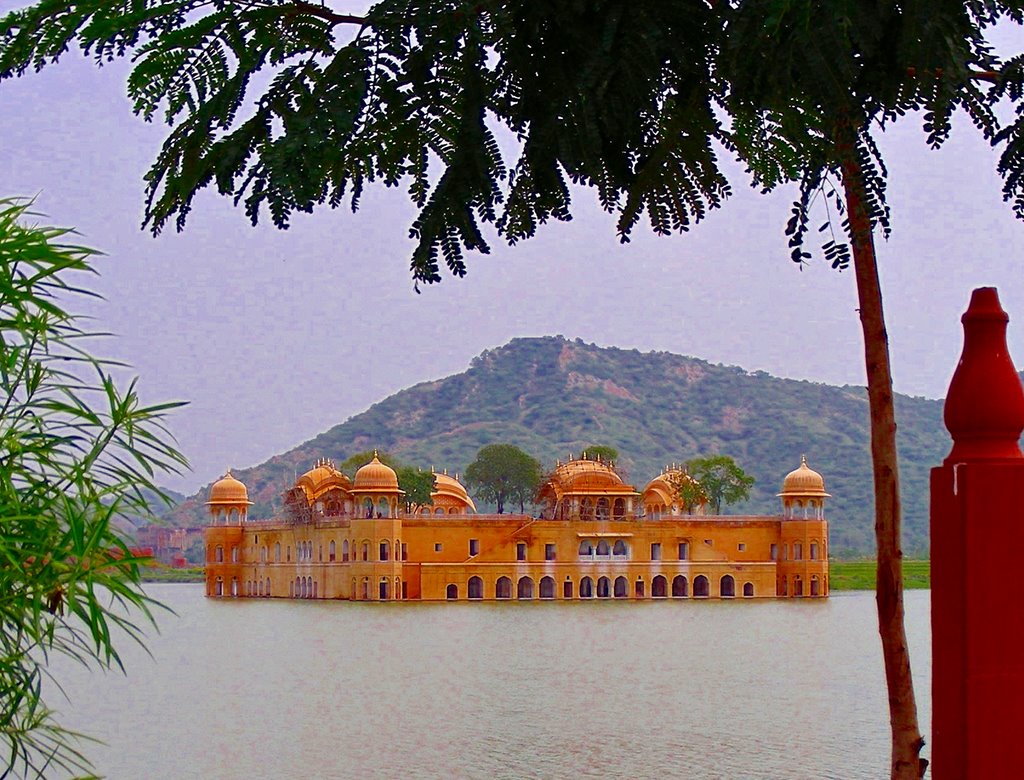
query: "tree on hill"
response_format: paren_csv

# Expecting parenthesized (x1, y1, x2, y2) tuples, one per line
(684, 455, 754, 514)
(8, 2, 1024, 774)
(464, 444, 542, 514)
(580, 445, 619, 463)
(0, 199, 186, 777)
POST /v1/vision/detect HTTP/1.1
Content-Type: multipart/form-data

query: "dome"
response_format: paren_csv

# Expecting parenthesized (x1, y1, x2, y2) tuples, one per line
(642, 466, 700, 505)
(296, 459, 351, 500)
(431, 471, 477, 512)
(352, 453, 402, 492)
(206, 470, 253, 505)
(778, 456, 830, 497)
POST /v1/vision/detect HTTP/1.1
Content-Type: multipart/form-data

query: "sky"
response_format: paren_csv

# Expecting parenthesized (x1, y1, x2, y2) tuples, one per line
(2, 25, 1024, 494)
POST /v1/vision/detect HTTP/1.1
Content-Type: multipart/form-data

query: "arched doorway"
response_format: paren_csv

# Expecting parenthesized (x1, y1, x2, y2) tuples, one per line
(539, 576, 555, 599)
(693, 575, 710, 597)
(721, 575, 735, 597)
(580, 576, 594, 598)
(672, 575, 688, 597)
(614, 576, 628, 598)
(496, 576, 512, 599)
(517, 576, 534, 600)
(597, 576, 611, 598)
(743, 582, 754, 597)
(446, 583, 458, 600)
(468, 576, 483, 599)
(652, 575, 667, 598)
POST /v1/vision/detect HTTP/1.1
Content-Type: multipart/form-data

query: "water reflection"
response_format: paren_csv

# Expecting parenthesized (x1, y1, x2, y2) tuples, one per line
(51, 587, 931, 780)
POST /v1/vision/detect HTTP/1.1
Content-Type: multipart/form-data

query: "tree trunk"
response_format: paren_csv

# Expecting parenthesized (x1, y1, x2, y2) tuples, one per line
(838, 130, 926, 779)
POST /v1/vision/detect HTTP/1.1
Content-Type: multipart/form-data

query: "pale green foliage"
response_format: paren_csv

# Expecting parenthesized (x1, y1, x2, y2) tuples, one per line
(684, 455, 754, 514)
(464, 443, 541, 514)
(0, 199, 186, 779)
(580, 445, 618, 463)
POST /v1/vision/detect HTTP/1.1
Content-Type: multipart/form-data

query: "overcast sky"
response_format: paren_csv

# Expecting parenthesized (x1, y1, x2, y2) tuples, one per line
(3, 30, 1024, 494)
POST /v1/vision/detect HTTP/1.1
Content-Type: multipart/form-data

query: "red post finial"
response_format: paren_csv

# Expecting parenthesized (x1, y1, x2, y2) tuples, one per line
(944, 287, 1024, 463)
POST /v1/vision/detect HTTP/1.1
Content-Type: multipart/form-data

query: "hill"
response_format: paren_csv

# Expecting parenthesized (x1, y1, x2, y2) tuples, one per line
(163, 336, 969, 556)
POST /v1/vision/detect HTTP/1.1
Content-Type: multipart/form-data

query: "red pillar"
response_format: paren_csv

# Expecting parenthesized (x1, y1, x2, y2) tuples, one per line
(931, 287, 1024, 778)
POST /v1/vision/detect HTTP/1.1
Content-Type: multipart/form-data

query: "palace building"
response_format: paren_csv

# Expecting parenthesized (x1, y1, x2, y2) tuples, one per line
(204, 454, 830, 601)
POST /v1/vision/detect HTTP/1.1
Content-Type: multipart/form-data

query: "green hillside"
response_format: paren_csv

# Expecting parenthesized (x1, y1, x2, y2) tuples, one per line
(164, 336, 969, 556)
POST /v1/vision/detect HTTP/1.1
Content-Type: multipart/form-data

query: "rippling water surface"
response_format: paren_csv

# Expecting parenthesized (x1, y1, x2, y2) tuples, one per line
(52, 586, 931, 779)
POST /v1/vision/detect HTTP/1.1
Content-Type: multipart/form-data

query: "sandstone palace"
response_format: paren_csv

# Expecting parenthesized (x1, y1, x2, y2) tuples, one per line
(204, 454, 829, 601)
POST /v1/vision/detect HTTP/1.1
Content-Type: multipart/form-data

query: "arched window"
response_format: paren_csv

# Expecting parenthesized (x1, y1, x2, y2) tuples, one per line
(580, 576, 594, 598)
(343, 539, 350, 562)
(435, 507, 444, 515)
(578, 540, 593, 556)
(362, 542, 369, 562)
(614, 576, 628, 598)
(496, 576, 512, 600)
(613, 498, 625, 520)
(811, 576, 820, 596)
(720, 575, 736, 598)
(613, 540, 627, 556)
(231, 546, 239, 562)
(329, 540, 336, 562)
(215, 545, 224, 563)
(361, 577, 370, 600)
(377, 498, 390, 518)
(379, 577, 389, 600)
(652, 575, 667, 598)
(596, 497, 610, 520)
(743, 582, 754, 597)
(810, 542, 819, 560)
(380, 540, 389, 561)
(794, 543, 803, 560)
(693, 575, 710, 597)
(214, 577, 223, 596)
(672, 575, 688, 597)
(446, 583, 458, 600)
(540, 576, 556, 599)
(580, 497, 594, 522)
(274, 542, 281, 563)
(230, 577, 239, 596)
(468, 576, 483, 600)
(597, 576, 611, 598)
(300, 578, 307, 598)
(313, 580, 318, 598)
(596, 540, 610, 556)
(265, 578, 271, 597)
(517, 576, 534, 600)
(794, 576, 804, 596)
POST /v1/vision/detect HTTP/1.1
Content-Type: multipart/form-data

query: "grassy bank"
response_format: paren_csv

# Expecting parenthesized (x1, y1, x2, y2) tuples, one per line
(141, 566, 204, 583)
(829, 560, 930, 591)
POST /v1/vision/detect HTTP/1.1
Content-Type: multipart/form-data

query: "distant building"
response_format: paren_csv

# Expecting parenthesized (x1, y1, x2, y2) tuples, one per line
(135, 525, 205, 567)
(204, 454, 830, 601)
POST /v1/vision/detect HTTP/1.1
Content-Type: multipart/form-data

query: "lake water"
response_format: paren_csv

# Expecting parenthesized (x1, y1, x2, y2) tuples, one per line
(49, 585, 932, 779)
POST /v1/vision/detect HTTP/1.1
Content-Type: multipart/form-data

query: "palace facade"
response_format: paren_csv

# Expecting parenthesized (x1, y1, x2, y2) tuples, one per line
(205, 454, 830, 601)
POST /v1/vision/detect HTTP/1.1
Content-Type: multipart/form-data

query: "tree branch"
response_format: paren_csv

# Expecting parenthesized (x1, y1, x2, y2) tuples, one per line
(288, 1, 367, 27)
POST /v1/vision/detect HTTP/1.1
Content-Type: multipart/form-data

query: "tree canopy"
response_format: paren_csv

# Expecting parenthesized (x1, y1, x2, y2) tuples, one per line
(683, 455, 754, 514)
(464, 443, 542, 514)
(3, 2, 1021, 284)
(0, 199, 186, 777)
